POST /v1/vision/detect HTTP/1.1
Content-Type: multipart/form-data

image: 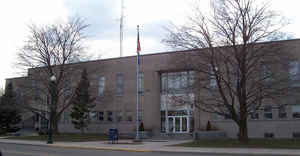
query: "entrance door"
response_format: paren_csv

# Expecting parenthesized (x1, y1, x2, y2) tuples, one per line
(168, 116, 189, 133)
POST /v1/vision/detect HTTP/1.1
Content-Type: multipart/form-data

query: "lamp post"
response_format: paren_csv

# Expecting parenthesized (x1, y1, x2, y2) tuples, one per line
(47, 75, 56, 144)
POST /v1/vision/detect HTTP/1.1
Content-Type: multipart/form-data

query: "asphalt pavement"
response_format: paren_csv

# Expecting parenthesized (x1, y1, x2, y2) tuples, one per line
(0, 138, 300, 156)
(0, 143, 274, 156)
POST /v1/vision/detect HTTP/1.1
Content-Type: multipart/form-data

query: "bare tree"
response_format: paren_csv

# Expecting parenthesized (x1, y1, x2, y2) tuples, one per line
(16, 17, 90, 133)
(164, 0, 296, 142)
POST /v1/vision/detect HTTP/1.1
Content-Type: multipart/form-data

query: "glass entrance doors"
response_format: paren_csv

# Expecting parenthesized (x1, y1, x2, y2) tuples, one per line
(168, 116, 189, 133)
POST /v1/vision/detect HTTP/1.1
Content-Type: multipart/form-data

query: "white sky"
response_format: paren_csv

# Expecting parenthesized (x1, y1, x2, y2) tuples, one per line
(0, 0, 300, 89)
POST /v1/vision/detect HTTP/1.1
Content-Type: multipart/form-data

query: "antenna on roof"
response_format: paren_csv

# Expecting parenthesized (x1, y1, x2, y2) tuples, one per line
(120, 0, 124, 57)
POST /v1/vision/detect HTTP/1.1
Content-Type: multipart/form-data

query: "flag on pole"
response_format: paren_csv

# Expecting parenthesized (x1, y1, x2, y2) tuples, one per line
(137, 25, 141, 64)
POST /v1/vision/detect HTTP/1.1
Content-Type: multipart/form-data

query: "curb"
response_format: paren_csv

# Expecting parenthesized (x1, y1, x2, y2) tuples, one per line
(51, 144, 153, 152)
(151, 149, 300, 156)
(0, 141, 152, 153)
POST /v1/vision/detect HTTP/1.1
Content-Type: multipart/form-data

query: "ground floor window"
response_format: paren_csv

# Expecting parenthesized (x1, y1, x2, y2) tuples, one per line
(107, 111, 113, 121)
(98, 112, 104, 121)
(264, 105, 273, 119)
(278, 105, 287, 119)
(292, 105, 300, 118)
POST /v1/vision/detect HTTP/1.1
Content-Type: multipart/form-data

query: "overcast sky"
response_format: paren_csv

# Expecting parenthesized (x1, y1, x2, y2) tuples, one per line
(0, 0, 300, 88)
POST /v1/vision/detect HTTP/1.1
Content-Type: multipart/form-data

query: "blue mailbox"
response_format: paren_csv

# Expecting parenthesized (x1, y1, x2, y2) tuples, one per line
(108, 128, 118, 144)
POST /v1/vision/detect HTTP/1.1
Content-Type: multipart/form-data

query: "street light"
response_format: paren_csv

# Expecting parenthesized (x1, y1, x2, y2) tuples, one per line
(47, 75, 56, 144)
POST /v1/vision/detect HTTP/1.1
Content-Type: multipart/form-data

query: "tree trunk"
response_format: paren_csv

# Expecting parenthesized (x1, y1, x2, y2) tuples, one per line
(238, 119, 249, 143)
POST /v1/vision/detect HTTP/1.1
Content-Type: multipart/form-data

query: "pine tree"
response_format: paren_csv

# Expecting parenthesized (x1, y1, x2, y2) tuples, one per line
(0, 83, 21, 133)
(70, 69, 95, 134)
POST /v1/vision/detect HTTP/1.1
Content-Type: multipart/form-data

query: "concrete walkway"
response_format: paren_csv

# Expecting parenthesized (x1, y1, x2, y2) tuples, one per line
(0, 138, 300, 156)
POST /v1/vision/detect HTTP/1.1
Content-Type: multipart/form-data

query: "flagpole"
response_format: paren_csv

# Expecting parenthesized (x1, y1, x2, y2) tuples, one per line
(120, 0, 124, 57)
(135, 25, 140, 141)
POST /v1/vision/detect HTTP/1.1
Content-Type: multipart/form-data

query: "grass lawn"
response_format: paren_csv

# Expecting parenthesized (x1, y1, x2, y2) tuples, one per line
(6, 133, 109, 142)
(175, 139, 300, 149)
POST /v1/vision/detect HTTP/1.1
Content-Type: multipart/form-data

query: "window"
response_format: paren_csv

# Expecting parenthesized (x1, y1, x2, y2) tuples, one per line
(278, 105, 287, 119)
(107, 111, 113, 121)
(116, 111, 122, 122)
(98, 112, 104, 121)
(210, 68, 217, 88)
(211, 113, 221, 120)
(98, 76, 105, 96)
(125, 111, 133, 122)
(181, 72, 188, 88)
(260, 64, 272, 81)
(264, 132, 274, 138)
(289, 61, 299, 80)
(168, 72, 177, 90)
(264, 106, 273, 119)
(250, 111, 259, 120)
(116, 73, 124, 95)
(224, 113, 232, 120)
(161, 73, 168, 92)
(188, 71, 195, 87)
(64, 78, 72, 96)
(250, 105, 259, 120)
(63, 111, 70, 123)
(292, 105, 300, 118)
(233, 66, 240, 88)
(161, 111, 166, 133)
(160, 71, 195, 92)
(293, 132, 300, 138)
(89, 112, 97, 122)
(138, 72, 144, 94)
(33, 80, 40, 100)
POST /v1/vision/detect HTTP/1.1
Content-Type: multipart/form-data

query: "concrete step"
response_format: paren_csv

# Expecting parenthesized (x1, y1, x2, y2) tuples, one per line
(152, 133, 193, 140)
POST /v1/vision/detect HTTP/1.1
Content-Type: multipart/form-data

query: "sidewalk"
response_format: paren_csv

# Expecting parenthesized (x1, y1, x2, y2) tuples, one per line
(0, 138, 300, 156)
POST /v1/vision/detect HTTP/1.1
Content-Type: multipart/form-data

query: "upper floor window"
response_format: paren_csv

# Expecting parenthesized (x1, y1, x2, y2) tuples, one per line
(98, 76, 105, 96)
(161, 71, 194, 92)
(116, 73, 124, 95)
(32, 80, 40, 100)
(289, 61, 299, 80)
(260, 64, 272, 81)
(210, 67, 218, 88)
(138, 72, 144, 94)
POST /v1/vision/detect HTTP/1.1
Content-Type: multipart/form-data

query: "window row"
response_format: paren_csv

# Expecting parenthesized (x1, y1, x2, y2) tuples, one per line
(209, 61, 300, 88)
(98, 72, 144, 96)
(213, 105, 300, 120)
(62, 110, 143, 123)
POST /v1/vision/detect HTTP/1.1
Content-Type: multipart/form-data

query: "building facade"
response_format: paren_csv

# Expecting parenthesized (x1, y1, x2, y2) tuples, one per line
(6, 39, 300, 138)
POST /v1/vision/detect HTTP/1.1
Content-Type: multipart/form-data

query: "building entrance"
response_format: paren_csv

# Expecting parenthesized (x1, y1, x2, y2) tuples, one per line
(168, 116, 189, 133)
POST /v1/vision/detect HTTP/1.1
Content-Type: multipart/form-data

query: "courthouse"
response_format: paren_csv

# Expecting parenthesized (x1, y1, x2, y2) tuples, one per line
(7, 39, 300, 138)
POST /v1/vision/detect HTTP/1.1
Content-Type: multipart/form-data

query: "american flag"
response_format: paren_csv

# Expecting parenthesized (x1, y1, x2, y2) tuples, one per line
(137, 25, 141, 64)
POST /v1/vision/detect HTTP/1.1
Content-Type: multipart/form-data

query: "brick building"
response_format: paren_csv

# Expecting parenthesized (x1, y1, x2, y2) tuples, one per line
(6, 39, 300, 138)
